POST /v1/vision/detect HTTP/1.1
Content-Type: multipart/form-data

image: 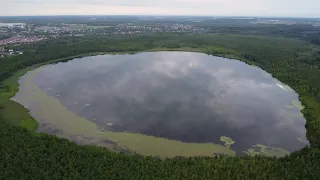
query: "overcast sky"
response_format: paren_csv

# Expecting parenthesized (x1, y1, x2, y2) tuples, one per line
(1, 0, 319, 17)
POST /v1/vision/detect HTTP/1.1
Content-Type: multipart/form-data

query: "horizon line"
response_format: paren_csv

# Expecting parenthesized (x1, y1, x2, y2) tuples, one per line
(0, 15, 319, 19)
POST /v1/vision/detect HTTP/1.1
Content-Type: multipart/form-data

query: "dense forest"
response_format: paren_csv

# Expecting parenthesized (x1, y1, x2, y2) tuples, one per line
(207, 24, 320, 45)
(1, 34, 320, 179)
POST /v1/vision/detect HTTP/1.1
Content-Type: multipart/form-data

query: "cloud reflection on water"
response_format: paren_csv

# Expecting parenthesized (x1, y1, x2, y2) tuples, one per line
(32, 52, 308, 154)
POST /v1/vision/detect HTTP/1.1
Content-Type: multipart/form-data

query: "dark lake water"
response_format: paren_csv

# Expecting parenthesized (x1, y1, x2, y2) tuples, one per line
(31, 52, 308, 154)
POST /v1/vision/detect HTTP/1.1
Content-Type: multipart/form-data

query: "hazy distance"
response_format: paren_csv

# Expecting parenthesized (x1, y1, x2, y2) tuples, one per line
(1, 0, 320, 18)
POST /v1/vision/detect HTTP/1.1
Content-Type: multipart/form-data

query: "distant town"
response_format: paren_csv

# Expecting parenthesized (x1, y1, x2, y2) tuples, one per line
(0, 21, 206, 58)
(0, 35, 44, 46)
(0, 22, 205, 39)
(0, 16, 320, 59)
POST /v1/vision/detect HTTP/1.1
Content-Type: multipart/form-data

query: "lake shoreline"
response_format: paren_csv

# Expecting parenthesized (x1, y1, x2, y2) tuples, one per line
(7, 51, 306, 157)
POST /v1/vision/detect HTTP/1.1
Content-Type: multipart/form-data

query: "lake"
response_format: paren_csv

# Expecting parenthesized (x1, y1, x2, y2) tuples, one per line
(13, 52, 308, 157)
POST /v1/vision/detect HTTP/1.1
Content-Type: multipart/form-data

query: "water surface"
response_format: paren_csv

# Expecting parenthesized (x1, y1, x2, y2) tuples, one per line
(14, 52, 308, 155)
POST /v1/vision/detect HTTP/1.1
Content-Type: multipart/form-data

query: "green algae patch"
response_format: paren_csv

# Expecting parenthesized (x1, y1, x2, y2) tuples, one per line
(285, 99, 304, 111)
(12, 69, 235, 158)
(243, 144, 290, 157)
(286, 105, 294, 109)
(220, 136, 235, 148)
(292, 100, 304, 110)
